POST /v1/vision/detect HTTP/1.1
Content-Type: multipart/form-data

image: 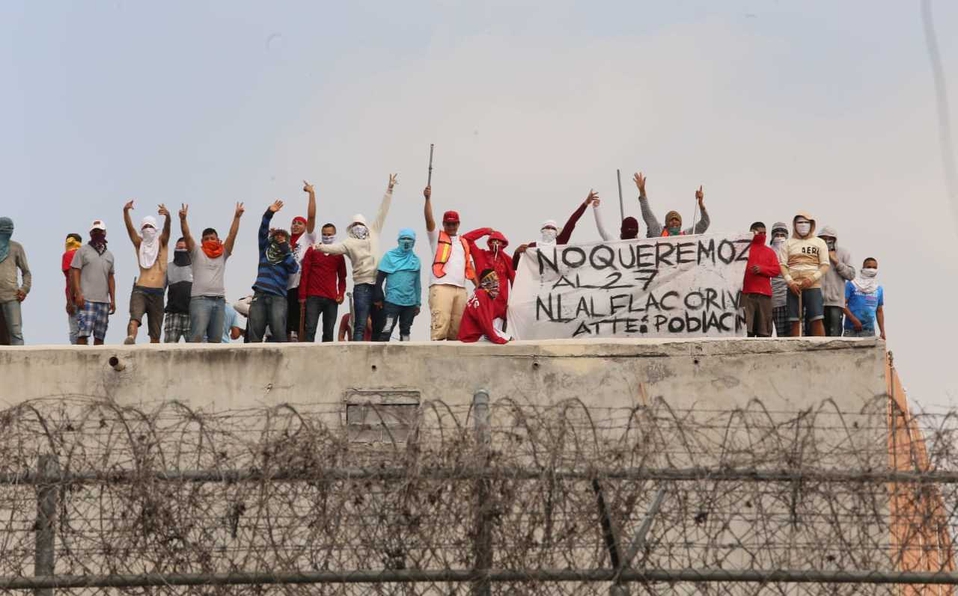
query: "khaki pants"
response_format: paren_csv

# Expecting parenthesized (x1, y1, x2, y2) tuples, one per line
(429, 284, 468, 340)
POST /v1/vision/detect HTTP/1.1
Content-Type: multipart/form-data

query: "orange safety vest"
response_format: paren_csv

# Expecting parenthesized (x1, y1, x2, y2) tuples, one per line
(433, 232, 476, 282)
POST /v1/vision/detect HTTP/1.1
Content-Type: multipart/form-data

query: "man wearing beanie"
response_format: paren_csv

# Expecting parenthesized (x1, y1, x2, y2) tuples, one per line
(633, 172, 711, 237)
(778, 212, 830, 336)
(816, 226, 856, 337)
(591, 193, 640, 241)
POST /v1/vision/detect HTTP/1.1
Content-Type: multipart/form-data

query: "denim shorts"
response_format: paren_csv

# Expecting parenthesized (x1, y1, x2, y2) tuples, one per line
(786, 287, 824, 323)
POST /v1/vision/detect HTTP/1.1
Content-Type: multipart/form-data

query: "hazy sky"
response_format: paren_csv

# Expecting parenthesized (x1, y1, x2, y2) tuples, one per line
(3, 1, 957, 408)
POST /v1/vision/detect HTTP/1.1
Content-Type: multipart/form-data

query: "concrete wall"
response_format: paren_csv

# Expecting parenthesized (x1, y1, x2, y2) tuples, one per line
(0, 338, 887, 413)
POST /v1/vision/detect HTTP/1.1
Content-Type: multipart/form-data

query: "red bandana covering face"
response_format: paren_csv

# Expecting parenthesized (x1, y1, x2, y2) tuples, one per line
(202, 239, 225, 259)
(291, 216, 307, 248)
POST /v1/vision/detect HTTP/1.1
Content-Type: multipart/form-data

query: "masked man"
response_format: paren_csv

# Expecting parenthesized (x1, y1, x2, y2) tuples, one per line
(247, 200, 299, 343)
(458, 269, 510, 344)
(122, 201, 172, 344)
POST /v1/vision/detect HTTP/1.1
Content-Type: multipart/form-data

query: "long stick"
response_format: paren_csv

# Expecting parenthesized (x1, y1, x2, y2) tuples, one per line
(616, 169, 624, 222)
(427, 144, 434, 187)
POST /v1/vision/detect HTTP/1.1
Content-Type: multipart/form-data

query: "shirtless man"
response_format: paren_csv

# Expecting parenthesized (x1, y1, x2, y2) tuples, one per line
(122, 200, 172, 344)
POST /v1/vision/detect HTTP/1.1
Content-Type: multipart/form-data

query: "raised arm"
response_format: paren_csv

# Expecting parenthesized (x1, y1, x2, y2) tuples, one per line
(123, 200, 141, 248)
(591, 197, 613, 241)
(634, 172, 663, 237)
(690, 186, 710, 234)
(158, 204, 172, 246)
(260, 201, 282, 253)
(461, 227, 492, 243)
(223, 202, 245, 256)
(179, 204, 196, 252)
(556, 191, 595, 245)
(423, 185, 436, 233)
(371, 174, 396, 234)
(303, 181, 317, 234)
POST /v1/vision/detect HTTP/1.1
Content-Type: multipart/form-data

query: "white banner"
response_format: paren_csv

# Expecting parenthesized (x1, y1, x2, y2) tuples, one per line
(507, 233, 753, 340)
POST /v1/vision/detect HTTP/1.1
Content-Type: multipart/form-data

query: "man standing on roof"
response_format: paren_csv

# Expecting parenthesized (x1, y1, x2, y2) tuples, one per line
(462, 227, 514, 320)
(633, 172, 710, 237)
(71, 219, 116, 346)
(164, 237, 193, 343)
(779, 212, 830, 337)
(247, 200, 299, 343)
(0, 217, 30, 345)
(741, 222, 780, 338)
(179, 202, 245, 343)
(458, 269, 510, 344)
(299, 223, 347, 343)
(374, 228, 422, 342)
(122, 201, 171, 344)
(423, 183, 474, 340)
(769, 222, 790, 337)
(844, 257, 885, 340)
(592, 193, 640, 241)
(512, 190, 598, 268)
(316, 174, 396, 341)
(62, 233, 83, 344)
(285, 181, 318, 341)
(816, 226, 856, 337)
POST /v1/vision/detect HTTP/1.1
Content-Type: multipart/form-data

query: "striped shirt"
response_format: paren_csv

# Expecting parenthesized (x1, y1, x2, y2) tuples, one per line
(252, 210, 298, 297)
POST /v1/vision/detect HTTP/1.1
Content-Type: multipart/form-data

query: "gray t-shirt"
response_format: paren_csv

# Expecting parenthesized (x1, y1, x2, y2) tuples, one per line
(190, 245, 228, 298)
(70, 244, 115, 304)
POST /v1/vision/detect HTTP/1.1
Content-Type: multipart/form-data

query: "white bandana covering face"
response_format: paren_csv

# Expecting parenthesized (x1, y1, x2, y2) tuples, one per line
(139, 216, 160, 269)
(853, 268, 880, 294)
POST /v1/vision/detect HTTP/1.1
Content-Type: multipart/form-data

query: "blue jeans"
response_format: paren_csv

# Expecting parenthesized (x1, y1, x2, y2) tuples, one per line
(189, 296, 225, 343)
(248, 291, 288, 343)
(304, 296, 339, 343)
(352, 284, 375, 341)
(378, 302, 418, 341)
(0, 300, 23, 345)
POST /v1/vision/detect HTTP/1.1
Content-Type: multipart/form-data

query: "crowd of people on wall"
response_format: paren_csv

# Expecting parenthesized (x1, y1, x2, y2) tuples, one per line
(0, 171, 885, 346)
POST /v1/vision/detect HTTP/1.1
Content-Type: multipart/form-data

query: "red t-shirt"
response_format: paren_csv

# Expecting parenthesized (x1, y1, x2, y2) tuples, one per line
(61, 249, 78, 301)
(300, 248, 347, 301)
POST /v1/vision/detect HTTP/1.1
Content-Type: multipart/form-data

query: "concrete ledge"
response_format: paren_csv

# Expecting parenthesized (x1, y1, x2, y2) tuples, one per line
(0, 338, 887, 412)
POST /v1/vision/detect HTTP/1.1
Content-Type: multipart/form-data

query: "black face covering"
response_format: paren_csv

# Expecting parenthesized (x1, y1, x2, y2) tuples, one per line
(266, 240, 291, 264)
(173, 249, 191, 267)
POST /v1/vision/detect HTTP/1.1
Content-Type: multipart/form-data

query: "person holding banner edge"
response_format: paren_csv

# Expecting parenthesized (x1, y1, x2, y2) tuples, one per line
(633, 172, 710, 237)
(512, 190, 598, 269)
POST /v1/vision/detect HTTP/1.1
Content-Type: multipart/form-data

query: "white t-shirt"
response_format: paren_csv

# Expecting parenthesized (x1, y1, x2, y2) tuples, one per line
(427, 228, 466, 288)
(287, 231, 317, 289)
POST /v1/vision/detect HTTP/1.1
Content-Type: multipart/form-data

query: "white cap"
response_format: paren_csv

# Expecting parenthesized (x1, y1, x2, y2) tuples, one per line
(90, 219, 107, 232)
(541, 219, 558, 231)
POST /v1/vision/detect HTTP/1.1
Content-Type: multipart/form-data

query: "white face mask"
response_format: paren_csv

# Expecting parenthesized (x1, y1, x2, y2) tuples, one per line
(540, 229, 558, 245)
(141, 227, 157, 242)
(321, 234, 336, 245)
(795, 222, 811, 236)
(861, 268, 878, 278)
(350, 224, 368, 240)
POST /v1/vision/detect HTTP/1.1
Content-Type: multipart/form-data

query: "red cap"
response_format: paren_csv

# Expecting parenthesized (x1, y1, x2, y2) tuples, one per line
(443, 210, 460, 224)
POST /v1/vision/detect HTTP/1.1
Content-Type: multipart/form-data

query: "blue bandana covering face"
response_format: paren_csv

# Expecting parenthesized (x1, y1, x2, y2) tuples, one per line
(379, 228, 420, 274)
(0, 217, 13, 264)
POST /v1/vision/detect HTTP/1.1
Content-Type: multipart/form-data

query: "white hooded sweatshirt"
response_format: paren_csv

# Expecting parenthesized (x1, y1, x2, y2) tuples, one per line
(315, 189, 392, 285)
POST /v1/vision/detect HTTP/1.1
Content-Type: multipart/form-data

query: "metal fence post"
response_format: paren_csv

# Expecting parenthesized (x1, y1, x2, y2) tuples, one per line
(35, 454, 59, 596)
(473, 390, 492, 596)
